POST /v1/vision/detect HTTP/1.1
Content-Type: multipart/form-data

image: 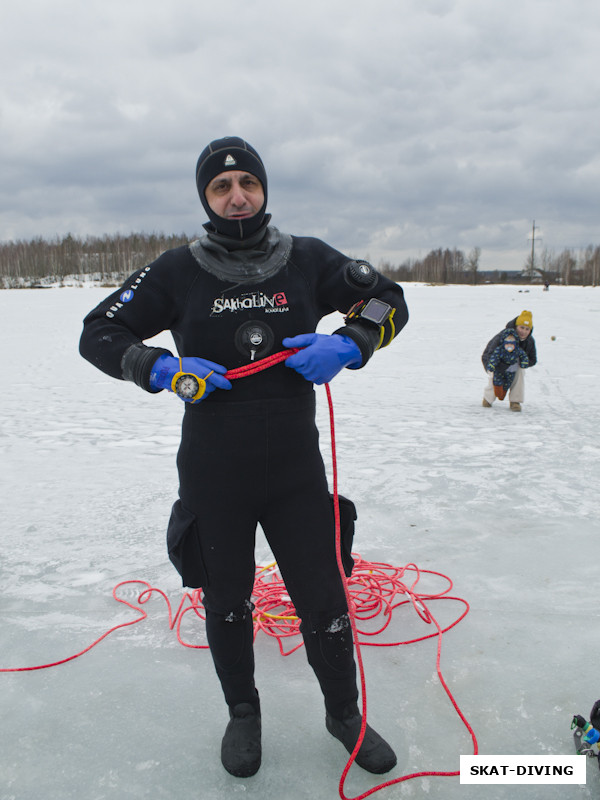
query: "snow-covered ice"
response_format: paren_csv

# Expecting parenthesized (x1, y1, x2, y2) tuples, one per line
(1, 282, 599, 800)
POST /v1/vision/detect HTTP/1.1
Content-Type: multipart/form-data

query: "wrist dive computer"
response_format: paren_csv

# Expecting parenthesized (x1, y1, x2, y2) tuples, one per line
(345, 298, 395, 349)
(345, 297, 393, 327)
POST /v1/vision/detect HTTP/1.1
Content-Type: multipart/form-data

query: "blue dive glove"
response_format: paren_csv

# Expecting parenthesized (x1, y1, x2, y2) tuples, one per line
(282, 333, 362, 385)
(149, 355, 232, 402)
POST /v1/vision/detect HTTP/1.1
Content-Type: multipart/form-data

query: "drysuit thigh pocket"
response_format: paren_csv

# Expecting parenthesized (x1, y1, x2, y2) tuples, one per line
(329, 493, 357, 577)
(166, 500, 208, 589)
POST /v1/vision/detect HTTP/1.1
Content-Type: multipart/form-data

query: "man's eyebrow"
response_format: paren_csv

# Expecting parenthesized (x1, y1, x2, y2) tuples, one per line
(210, 177, 232, 188)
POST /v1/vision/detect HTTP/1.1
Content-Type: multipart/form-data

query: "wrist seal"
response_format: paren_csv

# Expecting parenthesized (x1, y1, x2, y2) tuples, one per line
(332, 323, 376, 368)
(121, 343, 173, 393)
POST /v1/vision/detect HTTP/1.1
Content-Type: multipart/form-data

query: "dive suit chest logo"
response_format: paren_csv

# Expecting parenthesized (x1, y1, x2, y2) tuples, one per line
(211, 290, 289, 315)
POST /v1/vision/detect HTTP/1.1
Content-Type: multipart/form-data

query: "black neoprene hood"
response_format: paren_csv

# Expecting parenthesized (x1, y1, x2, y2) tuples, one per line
(196, 136, 268, 239)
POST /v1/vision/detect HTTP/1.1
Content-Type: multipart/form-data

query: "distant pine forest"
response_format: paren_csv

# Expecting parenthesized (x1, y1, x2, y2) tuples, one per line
(1, 232, 599, 288)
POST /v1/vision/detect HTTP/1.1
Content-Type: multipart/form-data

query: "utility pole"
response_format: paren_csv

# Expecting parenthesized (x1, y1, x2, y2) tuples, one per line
(526, 220, 540, 278)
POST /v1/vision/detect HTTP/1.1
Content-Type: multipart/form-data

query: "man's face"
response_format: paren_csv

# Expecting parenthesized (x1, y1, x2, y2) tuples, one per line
(516, 325, 531, 340)
(205, 170, 264, 220)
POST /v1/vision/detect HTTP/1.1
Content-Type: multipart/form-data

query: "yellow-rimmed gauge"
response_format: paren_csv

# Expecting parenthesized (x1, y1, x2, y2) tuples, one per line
(170, 359, 213, 403)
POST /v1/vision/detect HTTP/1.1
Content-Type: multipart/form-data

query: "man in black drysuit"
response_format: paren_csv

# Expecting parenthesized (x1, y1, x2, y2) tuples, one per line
(79, 137, 409, 779)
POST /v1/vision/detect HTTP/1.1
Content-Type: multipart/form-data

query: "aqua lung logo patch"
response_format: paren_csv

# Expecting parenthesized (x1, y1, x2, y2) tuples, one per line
(224, 154, 237, 166)
(211, 290, 289, 315)
(105, 266, 152, 318)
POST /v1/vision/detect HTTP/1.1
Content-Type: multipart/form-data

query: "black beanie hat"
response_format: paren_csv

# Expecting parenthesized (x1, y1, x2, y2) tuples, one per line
(196, 136, 268, 240)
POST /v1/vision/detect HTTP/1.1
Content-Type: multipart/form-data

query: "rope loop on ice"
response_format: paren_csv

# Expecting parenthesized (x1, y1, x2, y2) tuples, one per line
(1, 349, 478, 798)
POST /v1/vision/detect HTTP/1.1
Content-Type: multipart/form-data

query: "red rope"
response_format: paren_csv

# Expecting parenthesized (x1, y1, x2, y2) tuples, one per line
(224, 347, 299, 379)
(1, 348, 477, 796)
(324, 385, 478, 800)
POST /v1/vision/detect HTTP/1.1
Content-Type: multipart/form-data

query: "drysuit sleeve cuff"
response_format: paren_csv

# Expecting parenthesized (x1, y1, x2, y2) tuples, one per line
(121, 343, 173, 393)
(332, 323, 379, 369)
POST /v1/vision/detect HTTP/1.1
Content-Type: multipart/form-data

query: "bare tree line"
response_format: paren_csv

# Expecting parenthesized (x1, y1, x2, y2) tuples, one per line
(0, 232, 198, 288)
(1, 233, 599, 288)
(381, 247, 483, 285)
(382, 244, 600, 286)
(524, 244, 600, 286)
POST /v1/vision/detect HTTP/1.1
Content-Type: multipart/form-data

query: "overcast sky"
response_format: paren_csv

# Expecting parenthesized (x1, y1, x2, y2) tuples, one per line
(2, 0, 599, 271)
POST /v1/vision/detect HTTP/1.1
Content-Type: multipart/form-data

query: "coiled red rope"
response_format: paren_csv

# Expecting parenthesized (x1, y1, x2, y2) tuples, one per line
(1, 348, 477, 797)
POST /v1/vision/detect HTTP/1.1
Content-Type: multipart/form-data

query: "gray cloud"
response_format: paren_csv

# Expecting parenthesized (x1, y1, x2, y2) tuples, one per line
(1, 0, 599, 270)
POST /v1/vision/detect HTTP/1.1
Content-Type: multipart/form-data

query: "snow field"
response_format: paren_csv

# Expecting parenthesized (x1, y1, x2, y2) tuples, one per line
(1, 283, 599, 799)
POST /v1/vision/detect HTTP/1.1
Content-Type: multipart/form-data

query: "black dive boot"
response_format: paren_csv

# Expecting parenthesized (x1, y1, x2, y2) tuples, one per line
(326, 702, 397, 774)
(221, 702, 262, 777)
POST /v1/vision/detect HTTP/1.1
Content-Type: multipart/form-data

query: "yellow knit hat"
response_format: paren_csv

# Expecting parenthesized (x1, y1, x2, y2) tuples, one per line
(516, 310, 532, 328)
